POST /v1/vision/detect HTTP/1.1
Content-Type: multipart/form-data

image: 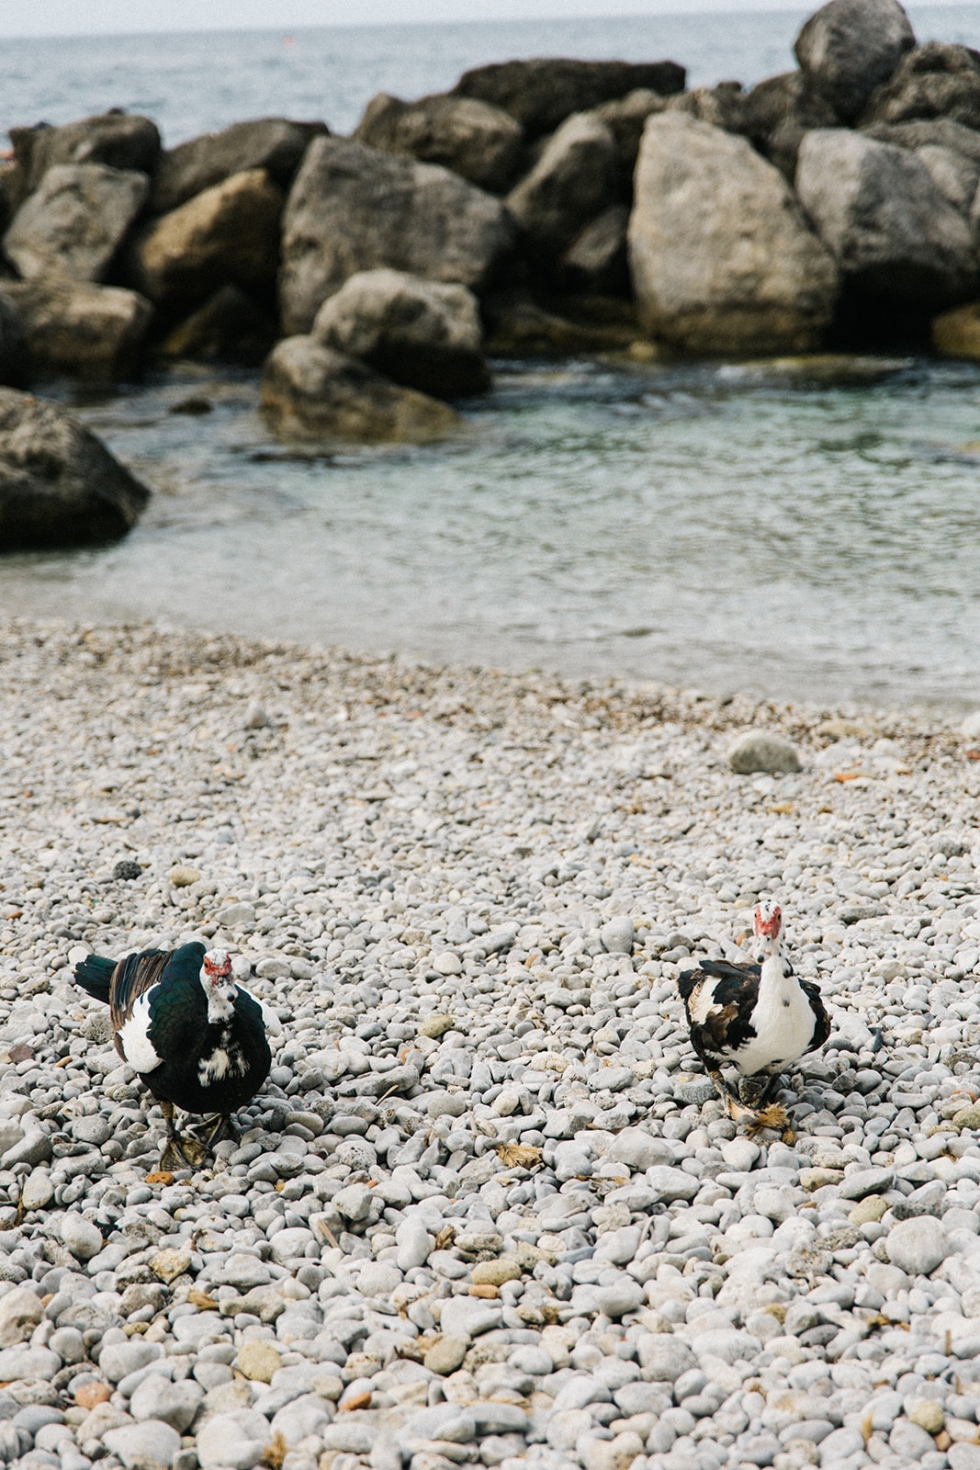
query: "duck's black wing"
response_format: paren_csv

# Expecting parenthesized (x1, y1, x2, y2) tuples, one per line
(678, 958, 762, 1068)
(800, 977, 831, 1053)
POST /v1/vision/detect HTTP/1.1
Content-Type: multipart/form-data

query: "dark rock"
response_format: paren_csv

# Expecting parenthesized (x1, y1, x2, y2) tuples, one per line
(591, 89, 669, 178)
(168, 395, 213, 415)
(279, 135, 515, 336)
(9, 113, 160, 206)
(124, 168, 284, 310)
(933, 302, 980, 360)
(0, 278, 152, 380)
(3, 163, 148, 282)
(628, 113, 838, 354)
(353, 92, 524, 194)
(739, 72, 838, 180)
(260, 335, 461, 442)
(0, 388, 150, 551)
(796, 128, 977, 307)
(159, 284, 277, 366)
(507, 113, 619, 261)
(453, 58, 686, 139)
(795, 0, 916, 124)
(864, 116, 980, 160)
(666, 82, 749, 133)
(0, 297, 28, 388)
(312, 268, 489, 399)
(483, 289, 642, 357)
(113, 862, 143, 881)
(149, 117, 325, 214)
(557, 205, 630, 296)
(862, 41, 980, 130)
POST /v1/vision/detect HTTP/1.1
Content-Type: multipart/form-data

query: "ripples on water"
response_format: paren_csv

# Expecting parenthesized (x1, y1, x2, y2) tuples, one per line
(3, 8, 980, 710)
(4, 357, 980, 711)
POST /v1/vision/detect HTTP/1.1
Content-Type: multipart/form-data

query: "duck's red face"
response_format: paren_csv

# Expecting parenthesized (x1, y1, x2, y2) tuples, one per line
(203, 949, 232, 985)
(754, 901, 781, 941)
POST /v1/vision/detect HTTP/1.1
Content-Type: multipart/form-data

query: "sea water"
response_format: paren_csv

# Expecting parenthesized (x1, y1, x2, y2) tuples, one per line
(2, 6, 980, 711)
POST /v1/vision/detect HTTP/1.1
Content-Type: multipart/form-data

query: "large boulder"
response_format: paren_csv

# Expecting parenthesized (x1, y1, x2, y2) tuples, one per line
(124, 168, 284, 310)
(312, 269, 489, 399)
(557, 205, 630, 296)
(507, 113, 619, 260)
(794, 0, 915, 124)
(796, 129, 977, 307)
(260, 335, 460, 442)
(738, 72, 838, 179)
(452, 58, 686, 139)
(354, 92, 524, 194)
(8, 113, 160, 205)
(0, 388, 150, 550)
(3, 163, 148, 282)
(862, 42, 980, 130)
(865, 118, 980, 211)
(149, 117, 325, 214)
(627, 113, 838, 354)
(159, 285, 277, 365)
(279, 136, 515, 336)
(591, 90, 669, 176)
(0, 279, 152, 379)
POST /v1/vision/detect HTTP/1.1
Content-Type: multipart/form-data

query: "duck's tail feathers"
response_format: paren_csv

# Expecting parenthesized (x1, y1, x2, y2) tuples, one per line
(73, 954, 116, 1005)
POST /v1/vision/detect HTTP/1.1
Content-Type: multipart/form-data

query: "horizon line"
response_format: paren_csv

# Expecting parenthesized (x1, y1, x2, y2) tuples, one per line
(2, 0, 979, 44)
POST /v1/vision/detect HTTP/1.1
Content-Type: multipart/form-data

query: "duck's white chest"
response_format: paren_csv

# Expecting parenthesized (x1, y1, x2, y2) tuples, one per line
(729, 975, 815, 1075)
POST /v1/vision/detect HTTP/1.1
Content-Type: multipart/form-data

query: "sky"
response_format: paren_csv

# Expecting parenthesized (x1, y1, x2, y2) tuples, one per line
(0, 0, 977, 37)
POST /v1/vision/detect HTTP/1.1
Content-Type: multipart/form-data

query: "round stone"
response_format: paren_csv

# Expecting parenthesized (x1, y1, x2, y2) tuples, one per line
(472, 1258, 521, 1286)
(423, 1336, 469, 1375)
(236, 1340, 282, 1383)
(887, 1217, 950, 1276)
(60, 1214, 103, 1261)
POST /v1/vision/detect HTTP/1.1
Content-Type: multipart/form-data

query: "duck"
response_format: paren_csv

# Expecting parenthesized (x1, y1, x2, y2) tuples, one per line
(74, 941, 280, 1170)
(677, 899, 830, 1135)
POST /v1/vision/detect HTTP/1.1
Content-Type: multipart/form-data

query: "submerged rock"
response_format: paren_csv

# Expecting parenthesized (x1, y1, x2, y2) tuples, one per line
(354, 92, 525, 195)
(794, 0, 915, 124)
(628, 112, 838, 354)
(932, 301, 980, 360)
(796, 128, 977, 307)
(0, 388, 150, 550)
(452, 57, 686, 139)
(260, 335, 461, 442)
(312, 269, 489, 399)
(279, 136, 515, 336)
(3, 163, 148, 283)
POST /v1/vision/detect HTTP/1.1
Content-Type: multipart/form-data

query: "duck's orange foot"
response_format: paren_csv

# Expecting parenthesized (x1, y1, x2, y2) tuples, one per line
(745, 1103, 789, 1137)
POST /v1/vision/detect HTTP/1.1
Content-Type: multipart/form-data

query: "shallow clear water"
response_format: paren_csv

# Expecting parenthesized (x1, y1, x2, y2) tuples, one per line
(3, 9, 980, 711)
(4, 356, 980, 711)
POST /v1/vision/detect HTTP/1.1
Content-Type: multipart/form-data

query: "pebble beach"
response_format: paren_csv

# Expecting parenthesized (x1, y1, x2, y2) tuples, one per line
(1, 619, 980, 1470)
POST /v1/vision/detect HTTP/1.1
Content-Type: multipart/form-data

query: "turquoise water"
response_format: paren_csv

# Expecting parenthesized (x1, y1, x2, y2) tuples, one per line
(2, 9, 980, 711)
(4, 355, 980, 711)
